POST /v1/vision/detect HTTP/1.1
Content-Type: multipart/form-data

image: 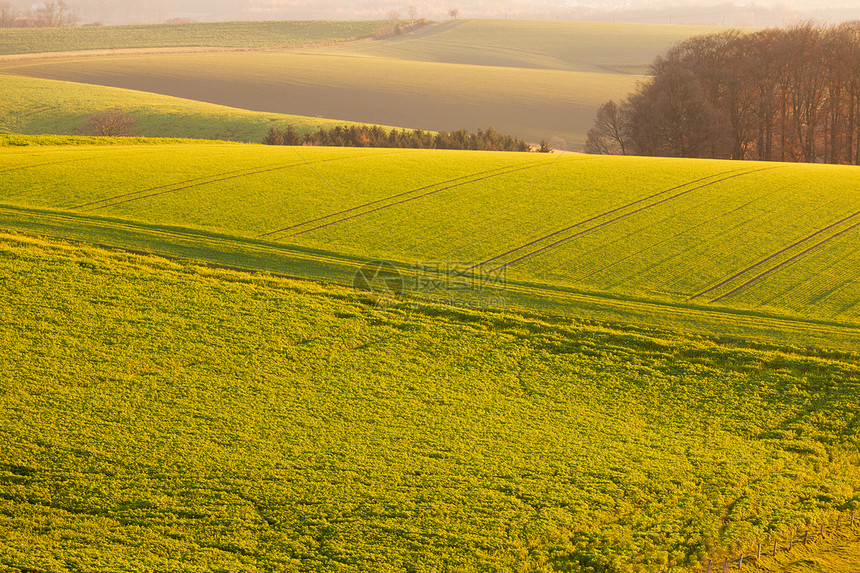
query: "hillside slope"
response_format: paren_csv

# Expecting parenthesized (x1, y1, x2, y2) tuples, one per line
(0, 74, 394, 142)
(0, 49, 637, 147)
(1, 141, 859, 349)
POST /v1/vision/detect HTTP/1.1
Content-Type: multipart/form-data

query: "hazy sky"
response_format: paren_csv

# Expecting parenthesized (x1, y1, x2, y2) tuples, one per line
(235, 0, 860, 25)
(14, 0, 860, 26)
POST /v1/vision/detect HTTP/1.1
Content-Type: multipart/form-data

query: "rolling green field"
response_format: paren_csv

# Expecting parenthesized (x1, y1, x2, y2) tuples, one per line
(1, 231, 858, 572)
(1, 141, 859, 350)
(1, 18, 857, 572)
(0, 74, 389, 142)
(0, 20, 382, 56)
(0, 19, 727, 148)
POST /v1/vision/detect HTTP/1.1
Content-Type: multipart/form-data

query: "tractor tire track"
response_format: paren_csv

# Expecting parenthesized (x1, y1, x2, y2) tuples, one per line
(484, 167, 778, 273)
(2, 146, 214, 177)
(573, 188, 781, 284)
(75, 152, 387, 213)
(258, 163, 539, 239)
(71, 162, 285, 211)
(689, 207, 860, 302)
(0, 203, 362, 271)
(278, 161, 549, 240)
(1, 155, 104, 175)
(708, 218, 860, 304)
(468, 169, 746, 271)
(469, 167, 764, 272)
(578, 181, 801, 291)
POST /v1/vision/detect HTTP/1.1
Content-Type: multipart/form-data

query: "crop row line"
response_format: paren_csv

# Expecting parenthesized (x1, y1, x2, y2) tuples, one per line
(71, 162, 285, 210)
(1, 144, 198, 177)
(689, 206, 860, 303)
(271, 160, 550, 241)
(73, 151, 395, 212)
(466, 168, 747, 272)
(709, 217, 860, 304)
(473, 167, 777, 273)
(0, 155, 101, 175)
(0, 204, 367, 273)
(258, 162, 545, 239)
(648, 181, 832, 295)
(572, 182, 799, 288)
(499, 280, 857, 337)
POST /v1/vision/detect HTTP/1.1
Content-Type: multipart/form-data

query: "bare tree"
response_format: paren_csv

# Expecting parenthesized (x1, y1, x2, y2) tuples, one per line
(838, 22, 860, 163)
(0, 1, 18, 27)
(31, 1, 76, 27)
(781, 24, 828, 162)
(449, 8, 459, 19)
(548, 136, 567, 151)
(408, 5, 418, 26)
(585, 100, 628, 155)
(387, 9, 402, 34)
(80, 109, 139, 137)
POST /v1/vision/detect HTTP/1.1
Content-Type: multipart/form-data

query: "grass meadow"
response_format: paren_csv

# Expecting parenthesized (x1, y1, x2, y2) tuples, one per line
(0, 232, 858, 572)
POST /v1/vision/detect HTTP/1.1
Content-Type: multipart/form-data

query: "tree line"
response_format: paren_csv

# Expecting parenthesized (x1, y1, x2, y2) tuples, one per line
(374, 7, 429, 39)
(586, 23, 860, 164)
(264, 124, 536, 152)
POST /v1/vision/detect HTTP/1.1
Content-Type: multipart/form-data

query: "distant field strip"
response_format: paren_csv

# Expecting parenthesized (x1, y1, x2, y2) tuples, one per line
(477, 167, 778, 272)
(338, 19, 732, 74)
(0, 21, 383, 55)
(270, 160, 550, 240)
